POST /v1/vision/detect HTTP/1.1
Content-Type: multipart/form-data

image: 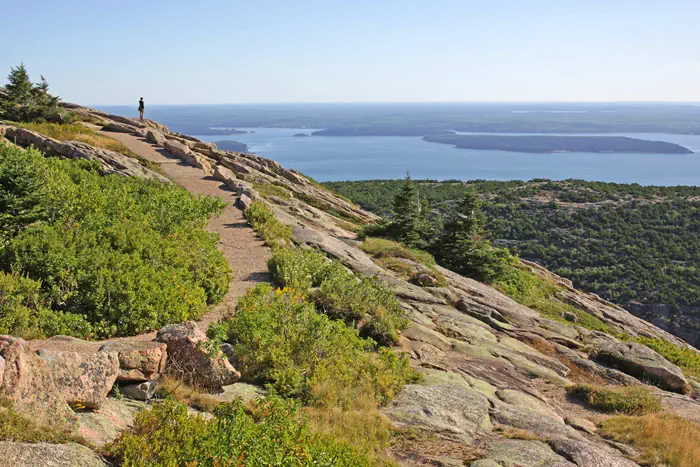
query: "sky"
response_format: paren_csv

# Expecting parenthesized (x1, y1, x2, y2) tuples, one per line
(1, 0, 699, 104)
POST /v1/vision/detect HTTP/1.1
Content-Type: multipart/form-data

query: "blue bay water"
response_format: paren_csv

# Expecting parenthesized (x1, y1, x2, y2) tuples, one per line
(193, 128, 700, 185)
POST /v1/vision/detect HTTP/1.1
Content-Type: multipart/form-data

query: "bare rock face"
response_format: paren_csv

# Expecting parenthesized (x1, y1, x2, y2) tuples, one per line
(0, 336, 61, 408)
(548, 437, 641, 467)
(592, 341, 689, 393)
(76, 398, 146, 446)
(102, 121, 138, 134)
(0, 336, 119, 410)
(388, 384, 491, 442)
(156, 321, 240, 390)
(100, 340, 167, 382)
(481, 439, 576, 467)
(0, 442, 107, 467)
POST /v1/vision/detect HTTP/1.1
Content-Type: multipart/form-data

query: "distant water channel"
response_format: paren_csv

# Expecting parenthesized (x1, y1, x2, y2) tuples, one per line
(191, 129, 700, 185)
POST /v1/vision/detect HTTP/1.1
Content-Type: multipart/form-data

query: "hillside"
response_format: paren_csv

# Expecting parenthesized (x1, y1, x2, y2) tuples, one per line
(3, 104, 700, 466)
(325, 179, 700, 347)
(422, 134, 694, 154)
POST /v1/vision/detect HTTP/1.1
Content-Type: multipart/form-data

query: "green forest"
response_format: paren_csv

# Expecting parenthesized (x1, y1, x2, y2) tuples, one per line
(325, 178, 700, 308)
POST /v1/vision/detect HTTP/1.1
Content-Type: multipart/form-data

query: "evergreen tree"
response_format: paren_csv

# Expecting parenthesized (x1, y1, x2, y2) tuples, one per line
(433, 189, 511, 281)
(0, 64, 63, 122)
(4, 63, 32, 103)
(391, 171, 422, 247)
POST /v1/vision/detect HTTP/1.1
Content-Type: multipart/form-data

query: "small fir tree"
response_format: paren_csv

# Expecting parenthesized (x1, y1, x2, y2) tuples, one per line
(392, 171, 422, 247)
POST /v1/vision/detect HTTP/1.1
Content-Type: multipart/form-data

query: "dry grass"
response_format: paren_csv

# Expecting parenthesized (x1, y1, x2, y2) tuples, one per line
(388, 427, 484, 465)
(520, 335, 608, 385)
(156, 376, 223, 412)
(600, 413, 700, 467)
(496, 426, 542, 441)
(305, 404, 397, 467)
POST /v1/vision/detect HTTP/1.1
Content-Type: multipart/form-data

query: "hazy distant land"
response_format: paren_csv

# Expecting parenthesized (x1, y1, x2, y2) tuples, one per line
(213, 140, 249, 152)
(422, 135, 694, 154)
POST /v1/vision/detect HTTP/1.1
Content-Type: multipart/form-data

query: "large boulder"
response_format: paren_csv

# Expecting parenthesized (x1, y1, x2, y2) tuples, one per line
(0, 336, 119, 410)
(0, 442, 107, 467)
(156, 321, 240, 390)
(100, 340, 167, 382)
(214, 164, 239, 190)
(145, 129, 166, 146)
(28, 336, 120, 409)
(76, 398, 146, 446)
(592, 341, 689, 393)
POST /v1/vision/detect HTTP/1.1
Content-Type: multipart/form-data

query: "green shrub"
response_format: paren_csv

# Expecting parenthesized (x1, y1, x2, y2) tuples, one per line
(361, 237, 436, 266)
(268, 247, 406, 345)
(568, 384, 662, 415)
(253, 182, 291, 199)
(105, 397, 375, 467)
(0, 272, 92, 339)
(0, 144, 230, 338)
(208, 284, 414, 408)
(244, 200, 292, 246)
(636, 337, 700, 380)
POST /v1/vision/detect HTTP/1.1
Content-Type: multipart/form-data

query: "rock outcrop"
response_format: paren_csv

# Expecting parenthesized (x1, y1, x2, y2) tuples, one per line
(156, 321, 241, 391)
(1, 126, 168, 182)
(0, 442, 107, 467)
(592, 341, 689, 393)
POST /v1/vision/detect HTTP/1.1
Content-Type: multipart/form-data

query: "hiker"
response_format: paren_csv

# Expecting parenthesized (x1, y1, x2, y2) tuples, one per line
(138, 97, 145, 121)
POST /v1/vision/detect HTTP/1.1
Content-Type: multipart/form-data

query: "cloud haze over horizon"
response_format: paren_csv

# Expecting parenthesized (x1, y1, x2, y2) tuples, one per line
(2, 0, 698, 105)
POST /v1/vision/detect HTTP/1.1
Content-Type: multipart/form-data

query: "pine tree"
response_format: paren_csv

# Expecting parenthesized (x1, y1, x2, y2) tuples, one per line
(392, 171, 422, 247)
(4, 63, 32, 104)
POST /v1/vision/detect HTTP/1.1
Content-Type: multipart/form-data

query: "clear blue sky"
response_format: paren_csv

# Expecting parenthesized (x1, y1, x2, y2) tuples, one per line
(2, 0, 698, 104)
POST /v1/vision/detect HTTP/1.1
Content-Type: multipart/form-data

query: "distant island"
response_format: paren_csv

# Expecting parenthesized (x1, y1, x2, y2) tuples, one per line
(197, 128, 248, 136)
(422, 135, 694, 154)
(293, 133, 310, 137)
(213, 140, 250, 153)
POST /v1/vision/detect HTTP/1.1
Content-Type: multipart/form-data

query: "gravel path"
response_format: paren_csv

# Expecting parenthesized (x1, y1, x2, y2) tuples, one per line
(101, 130, 271, 333)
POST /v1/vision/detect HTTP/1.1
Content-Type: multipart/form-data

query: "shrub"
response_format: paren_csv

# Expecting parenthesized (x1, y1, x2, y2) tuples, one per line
(0, 272, 92, 339)
(635, 337, 700, 380)
(253, 182, 291, 199)
(105, 397, 375, 467)
(0, 144, 230, 338)
(268, 247, 406, 345)
(244, 200, 291, 246)
(600, 413, 700, 467)
(568, 384, 662, 415)
(361, 237, 436, 266)
(209, 284, 414, 408)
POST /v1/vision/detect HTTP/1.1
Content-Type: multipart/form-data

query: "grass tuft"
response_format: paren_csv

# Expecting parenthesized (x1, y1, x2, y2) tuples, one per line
(568, 384, 662, 415)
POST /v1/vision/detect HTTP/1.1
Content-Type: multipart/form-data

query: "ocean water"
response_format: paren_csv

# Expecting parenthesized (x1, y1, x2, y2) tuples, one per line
(190, 128, 700, 185)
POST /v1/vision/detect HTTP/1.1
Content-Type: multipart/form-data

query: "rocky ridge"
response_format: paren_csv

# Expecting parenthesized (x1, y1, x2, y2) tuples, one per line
(2, 105, 700, 466)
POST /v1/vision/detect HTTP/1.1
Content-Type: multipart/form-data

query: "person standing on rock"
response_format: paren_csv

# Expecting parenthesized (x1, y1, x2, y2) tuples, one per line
(138, 97, 145, 121)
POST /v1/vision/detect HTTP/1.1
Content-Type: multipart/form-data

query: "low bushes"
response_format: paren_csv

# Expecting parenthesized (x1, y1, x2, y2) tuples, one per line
(267, 247, 407, 345)
(105, 397, 376, 467)
(0, 144, 230, 339)
(599, 413, 700, 467)
(568, 384, 662, 415)
(360, 237, 436, 266)
(244, 200, 292, 246)
(208, 284, 415, 409)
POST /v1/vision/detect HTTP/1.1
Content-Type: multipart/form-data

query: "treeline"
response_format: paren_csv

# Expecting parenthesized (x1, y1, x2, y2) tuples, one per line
(325, 178, 700, 308)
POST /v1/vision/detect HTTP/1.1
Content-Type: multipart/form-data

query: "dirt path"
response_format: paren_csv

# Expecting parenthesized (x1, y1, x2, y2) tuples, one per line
(101, 130, 271, 332)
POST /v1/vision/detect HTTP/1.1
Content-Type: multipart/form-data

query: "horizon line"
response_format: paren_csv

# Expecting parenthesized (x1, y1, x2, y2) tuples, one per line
(86, 100, 700, 107)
